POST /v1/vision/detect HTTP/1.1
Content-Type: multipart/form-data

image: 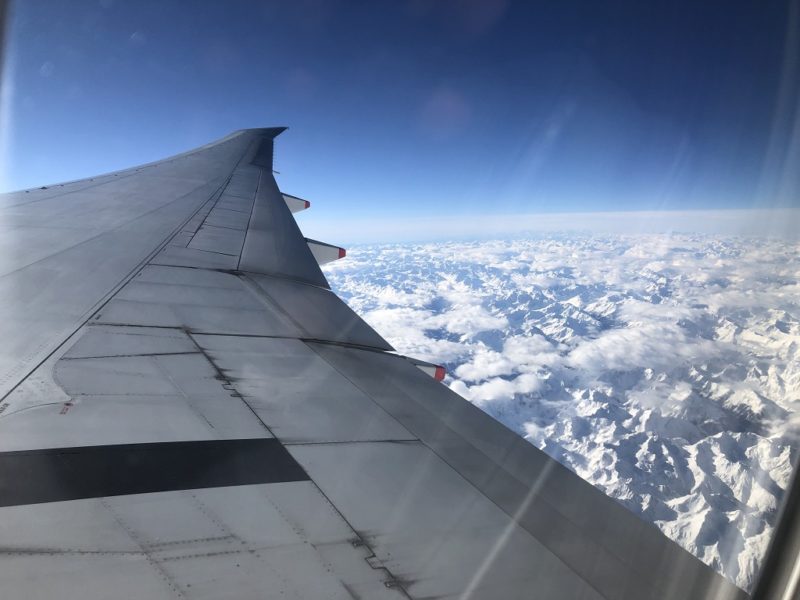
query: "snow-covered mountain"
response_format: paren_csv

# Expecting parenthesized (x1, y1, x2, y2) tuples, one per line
(323, 233, 800, 591)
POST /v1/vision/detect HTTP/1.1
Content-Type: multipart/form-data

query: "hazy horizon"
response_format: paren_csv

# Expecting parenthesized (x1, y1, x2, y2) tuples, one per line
(298, 207, 800, 245)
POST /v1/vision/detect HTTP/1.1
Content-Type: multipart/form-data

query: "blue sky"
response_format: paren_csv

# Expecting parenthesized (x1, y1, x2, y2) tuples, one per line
(1, 0, 797, 241)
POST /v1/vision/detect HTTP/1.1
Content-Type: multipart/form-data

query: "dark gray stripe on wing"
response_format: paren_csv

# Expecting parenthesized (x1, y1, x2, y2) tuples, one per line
(0, 438, 308, 507)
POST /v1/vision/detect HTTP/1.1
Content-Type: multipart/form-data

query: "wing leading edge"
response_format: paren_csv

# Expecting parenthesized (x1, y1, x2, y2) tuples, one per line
(0, 129, 747, 600)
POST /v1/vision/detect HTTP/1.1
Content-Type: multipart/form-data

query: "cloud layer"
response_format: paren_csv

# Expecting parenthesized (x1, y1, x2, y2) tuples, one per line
(325, 233, 800, 591)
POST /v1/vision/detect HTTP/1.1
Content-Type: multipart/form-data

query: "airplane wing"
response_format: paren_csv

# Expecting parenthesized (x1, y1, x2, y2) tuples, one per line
(0, 128, 747, 599)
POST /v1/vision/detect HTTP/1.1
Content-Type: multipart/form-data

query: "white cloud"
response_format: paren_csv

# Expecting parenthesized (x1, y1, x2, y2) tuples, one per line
(325, 232, 800, 591)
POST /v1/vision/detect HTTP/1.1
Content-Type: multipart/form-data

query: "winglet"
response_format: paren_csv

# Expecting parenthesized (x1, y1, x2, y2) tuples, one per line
(251, 127, 288, 169)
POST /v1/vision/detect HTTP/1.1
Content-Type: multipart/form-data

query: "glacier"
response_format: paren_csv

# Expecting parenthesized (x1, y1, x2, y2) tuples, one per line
(323, 233, 800, 591)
